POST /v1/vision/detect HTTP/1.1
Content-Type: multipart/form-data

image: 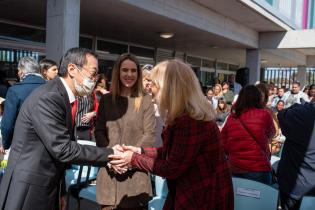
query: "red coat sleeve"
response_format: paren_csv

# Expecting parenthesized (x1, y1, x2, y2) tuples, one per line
(131, 118, 205, 179)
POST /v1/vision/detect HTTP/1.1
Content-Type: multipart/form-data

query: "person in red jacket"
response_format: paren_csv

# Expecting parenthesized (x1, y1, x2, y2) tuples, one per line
(109, 59, 234, 210)
(221, 85, 275, 185)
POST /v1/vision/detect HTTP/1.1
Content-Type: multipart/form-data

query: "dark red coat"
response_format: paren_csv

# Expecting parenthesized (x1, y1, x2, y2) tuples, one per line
(221, 108, 275, 172)
(131, 114, 233, 210)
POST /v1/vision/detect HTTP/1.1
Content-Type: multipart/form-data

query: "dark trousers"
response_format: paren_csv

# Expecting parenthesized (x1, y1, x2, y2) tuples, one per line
(280, 191, 302, 210)
(75, 126, 91, 140)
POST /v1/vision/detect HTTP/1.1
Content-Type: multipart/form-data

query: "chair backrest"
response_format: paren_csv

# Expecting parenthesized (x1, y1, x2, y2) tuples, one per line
(154, 176, 168, 198)
(300, 196, 315, 210)
(75, 140, 98, 184)
(232, 177, 279, 210)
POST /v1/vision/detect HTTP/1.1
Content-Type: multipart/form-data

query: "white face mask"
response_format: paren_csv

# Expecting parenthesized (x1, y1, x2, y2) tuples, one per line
(73, 68, 96, 96)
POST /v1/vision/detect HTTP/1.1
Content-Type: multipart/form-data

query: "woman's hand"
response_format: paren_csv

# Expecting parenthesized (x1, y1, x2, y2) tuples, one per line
(122, 145, 142, 154)
(81, 112, 95, 123)
(109, 150, 134, 169)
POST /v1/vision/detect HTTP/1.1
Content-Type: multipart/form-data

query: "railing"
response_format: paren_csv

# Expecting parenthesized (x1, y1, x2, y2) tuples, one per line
(264, 67, 315, 88)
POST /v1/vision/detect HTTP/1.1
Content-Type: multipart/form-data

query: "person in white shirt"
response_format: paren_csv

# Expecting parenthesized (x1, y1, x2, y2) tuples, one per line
(282, 81, 310, 108)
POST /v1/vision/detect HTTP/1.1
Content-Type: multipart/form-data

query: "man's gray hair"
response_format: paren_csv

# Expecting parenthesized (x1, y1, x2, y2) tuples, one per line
(18, 57, 40, 74)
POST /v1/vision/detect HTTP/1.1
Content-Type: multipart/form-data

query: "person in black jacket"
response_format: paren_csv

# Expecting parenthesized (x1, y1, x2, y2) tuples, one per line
(277, 101, 315, 210)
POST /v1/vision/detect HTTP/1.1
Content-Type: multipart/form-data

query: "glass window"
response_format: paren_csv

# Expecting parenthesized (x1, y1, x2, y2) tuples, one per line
(0, 48, 42, 81)
(229, 64, 239, 71)
(130, 46, 154, 59)
(217, 62, 228, 70)
(265, 0, 273, 5)
(202, 59, 215, 68)
(0, 22, 45, 43)
(79, 37, 93, 49)
(187, 56, 201, 67)
(97, 40, 128, 55)
(200, 71, 215, 87)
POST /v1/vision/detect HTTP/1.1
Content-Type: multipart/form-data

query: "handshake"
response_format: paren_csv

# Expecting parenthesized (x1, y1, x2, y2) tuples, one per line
(108, 144, 141, 174)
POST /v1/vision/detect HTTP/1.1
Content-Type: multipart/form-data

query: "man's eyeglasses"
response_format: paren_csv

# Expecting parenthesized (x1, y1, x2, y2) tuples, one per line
(75, 65, 97, 80)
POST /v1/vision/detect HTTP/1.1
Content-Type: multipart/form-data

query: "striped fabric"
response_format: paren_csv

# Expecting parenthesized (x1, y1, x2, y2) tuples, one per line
(75, 95, 94, 127)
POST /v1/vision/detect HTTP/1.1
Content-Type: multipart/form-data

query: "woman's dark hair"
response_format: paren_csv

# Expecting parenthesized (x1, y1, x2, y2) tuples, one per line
(256, 83, 269, 107)
(276, 100, 284, 106)
(232, 85, 263, 117)
(39, 59, 57, 74)
(216, 98, 229, 113)
(95, 73, 108, 90)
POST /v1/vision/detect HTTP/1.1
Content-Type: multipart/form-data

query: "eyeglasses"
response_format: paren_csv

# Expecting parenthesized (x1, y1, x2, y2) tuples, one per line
(75, 65, 97, 80)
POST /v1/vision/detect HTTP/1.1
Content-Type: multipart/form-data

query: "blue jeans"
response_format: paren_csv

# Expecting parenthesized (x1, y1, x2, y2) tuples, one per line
(233, 171, 272, 185)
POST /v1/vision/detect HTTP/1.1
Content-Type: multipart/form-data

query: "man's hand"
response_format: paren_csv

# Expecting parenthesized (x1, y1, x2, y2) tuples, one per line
(109, 150, 133, 169)
(122, 145, 142, 154)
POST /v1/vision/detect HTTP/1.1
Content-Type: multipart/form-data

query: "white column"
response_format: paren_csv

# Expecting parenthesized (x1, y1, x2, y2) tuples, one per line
(246, 49, 261, 84)
(297, 65, 307, 87)
(46, 0, 80, 62)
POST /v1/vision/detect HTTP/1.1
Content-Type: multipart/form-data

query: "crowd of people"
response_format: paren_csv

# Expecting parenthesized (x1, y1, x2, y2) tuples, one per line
(0, 47, 314, 210)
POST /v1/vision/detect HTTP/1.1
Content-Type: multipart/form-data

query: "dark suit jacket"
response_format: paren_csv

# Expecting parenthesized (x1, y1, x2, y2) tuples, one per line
(1, 74, 46, 149)
(277, 102, 315, 199)
(0, 77, 113, 210)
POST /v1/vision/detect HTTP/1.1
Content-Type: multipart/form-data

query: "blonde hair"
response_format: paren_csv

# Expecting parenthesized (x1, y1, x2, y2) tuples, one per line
(111, 53, 143, 111)
(142, 69, 151, 80)
(151, 59, 215, 124)
(214, 84, 223, 96)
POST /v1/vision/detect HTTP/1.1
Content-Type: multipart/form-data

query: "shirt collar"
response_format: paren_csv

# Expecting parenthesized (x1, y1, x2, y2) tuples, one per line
(60, 77, 76, 104)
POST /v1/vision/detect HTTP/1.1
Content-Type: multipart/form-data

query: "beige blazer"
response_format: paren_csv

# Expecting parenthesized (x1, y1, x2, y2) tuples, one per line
(94, 94, 156, 208)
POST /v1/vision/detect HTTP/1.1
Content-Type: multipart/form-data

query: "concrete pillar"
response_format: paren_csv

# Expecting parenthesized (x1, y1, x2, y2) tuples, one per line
(46, 0, 80, 62)
(246, 49, 261, 84)
(297, 65, 307, 87)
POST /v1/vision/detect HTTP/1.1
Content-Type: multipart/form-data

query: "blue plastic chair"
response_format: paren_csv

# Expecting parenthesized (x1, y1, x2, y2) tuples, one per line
(148, 176, 168, 210)
(232, 177, 279, 210)
(79, 184, 97, 205)
(300, 196, 315, 210)
(65, 140, 99, 210)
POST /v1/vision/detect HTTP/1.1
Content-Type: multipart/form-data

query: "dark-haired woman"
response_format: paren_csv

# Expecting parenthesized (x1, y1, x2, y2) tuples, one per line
(39, 58, 58, 81)
(221, 85, 275, 184)
(215, 98, 230, 130)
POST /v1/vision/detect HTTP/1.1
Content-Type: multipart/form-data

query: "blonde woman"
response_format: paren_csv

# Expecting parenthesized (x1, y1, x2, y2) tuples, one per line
(110, 59, 233, 210)
(212, 83, 223, 109)
(94, 53, 155, 210)
(142, 64, 153, 95)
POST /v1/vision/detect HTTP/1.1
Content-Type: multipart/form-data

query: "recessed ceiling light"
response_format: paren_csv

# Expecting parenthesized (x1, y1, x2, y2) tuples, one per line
(159, 32, 174, 39)
(261, 59, 268, 63)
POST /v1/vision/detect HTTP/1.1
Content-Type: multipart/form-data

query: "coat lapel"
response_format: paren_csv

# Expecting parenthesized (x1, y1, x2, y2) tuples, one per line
(55, 78, 74, 140)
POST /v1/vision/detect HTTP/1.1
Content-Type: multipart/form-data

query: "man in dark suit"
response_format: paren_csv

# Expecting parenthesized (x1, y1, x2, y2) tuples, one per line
(277, 101, 315, 210)
(0, 48, 120, 210)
